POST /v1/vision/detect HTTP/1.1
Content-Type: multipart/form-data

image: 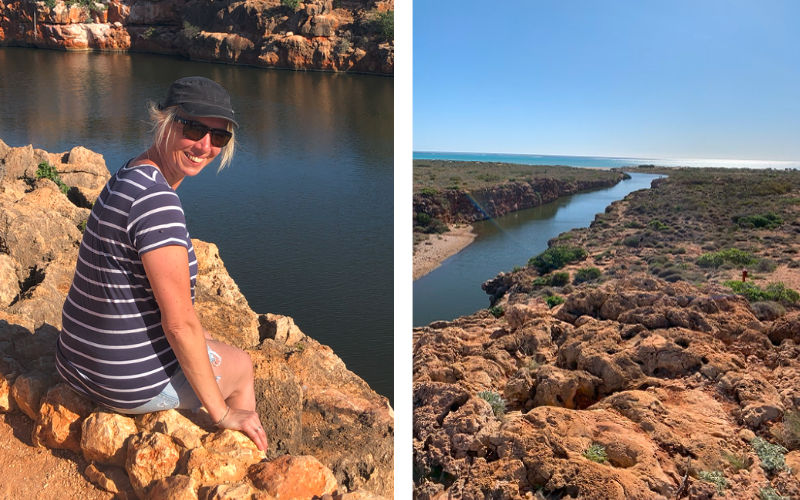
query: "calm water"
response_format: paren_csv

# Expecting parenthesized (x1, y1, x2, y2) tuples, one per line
(0, 48, 394, 401)
(415, 151, 800, 170)
(413, 172, 662, 327)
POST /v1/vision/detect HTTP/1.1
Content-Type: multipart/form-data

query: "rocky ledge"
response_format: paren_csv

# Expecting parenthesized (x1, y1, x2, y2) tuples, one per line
(0, 138, 393, 499)
(413, 173, 627, 225)
(0, 0, 393, 74)
(414, 168, 800, 498)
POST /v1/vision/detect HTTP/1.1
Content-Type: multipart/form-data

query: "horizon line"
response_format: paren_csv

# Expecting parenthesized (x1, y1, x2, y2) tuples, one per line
(413, 150, 800, 164)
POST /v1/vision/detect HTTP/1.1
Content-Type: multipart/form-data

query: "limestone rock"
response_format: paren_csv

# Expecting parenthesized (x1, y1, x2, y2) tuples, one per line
(193, 239, 260, 348)
(203, 482, 257, 500)
(125, 431, 180, 498)
(0, 374, 15, 412)
(81, 411, 138, 466)
(32, 383, 93, 452)
(11, 371, 50, 419)
(249, 455, 339, 498)
(0, 254, 18, 306)
(202, 428, 266, 465)
(259, 313, 306, 345)
(186, 447, 250, 486)
(137, 409, 206, 450)
(85, 462, 133, 496)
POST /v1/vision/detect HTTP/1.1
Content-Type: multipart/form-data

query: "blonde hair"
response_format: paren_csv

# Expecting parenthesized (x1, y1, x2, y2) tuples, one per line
(147, 102, 237, 171)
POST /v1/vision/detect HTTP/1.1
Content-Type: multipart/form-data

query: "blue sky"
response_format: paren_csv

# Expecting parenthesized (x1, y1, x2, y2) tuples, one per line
(413, 0, 800, 161)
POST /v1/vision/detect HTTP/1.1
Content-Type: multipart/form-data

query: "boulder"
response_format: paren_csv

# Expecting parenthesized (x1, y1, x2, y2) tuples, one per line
(81, 411, 138, 466)
(125, 431, 181, 498)
(249, 455, 339, 498)
(137, 409, 206, 450)
(32, 383, 93, 452)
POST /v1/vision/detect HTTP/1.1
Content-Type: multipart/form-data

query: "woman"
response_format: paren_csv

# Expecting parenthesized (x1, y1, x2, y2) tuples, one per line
(55, 76, 267, 451)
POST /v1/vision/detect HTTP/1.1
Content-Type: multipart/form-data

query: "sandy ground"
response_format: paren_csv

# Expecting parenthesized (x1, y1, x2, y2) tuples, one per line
(413, 224, 477, 280)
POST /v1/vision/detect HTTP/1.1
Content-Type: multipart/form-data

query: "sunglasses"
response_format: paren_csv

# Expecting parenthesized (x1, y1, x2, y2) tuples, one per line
(173, 116, 232, 147)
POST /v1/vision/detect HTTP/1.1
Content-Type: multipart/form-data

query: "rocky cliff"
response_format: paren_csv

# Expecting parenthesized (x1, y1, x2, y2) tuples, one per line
(414, 168, 800, 499)
(0, 138, 393, 498)
(0, 0, 393, 74)
(413, 174, 627, 225)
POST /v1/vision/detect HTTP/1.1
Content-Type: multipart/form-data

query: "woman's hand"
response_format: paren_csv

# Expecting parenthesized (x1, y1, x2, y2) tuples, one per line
(219, 407, 269, 452)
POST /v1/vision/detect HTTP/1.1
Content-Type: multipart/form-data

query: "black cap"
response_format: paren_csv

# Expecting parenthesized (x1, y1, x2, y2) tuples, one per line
(160, 76, 239, 128)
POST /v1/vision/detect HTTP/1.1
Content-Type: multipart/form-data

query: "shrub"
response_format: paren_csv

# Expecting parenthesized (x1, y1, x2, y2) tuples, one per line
(725, 281, 800, 305)
(528, 245, 587, 273)
(549, 272, 570, 287)
(143, 27, 156, 39)
(697, 248, 757, 268)
(282, 0, 300, 9)
(545, 295, 564, 308)
(418, 187, 438, 196)
(622, 235, 641, 247)
(182, 21, 201, 39)
(779, 410, 800, 450)
(735, 212, 783, 229)
(722, 450, 751, 471)
(583, 444, 607, 463)
(648, 219, 669, 231)
(698, 470, 727, 494)
(751, 437, 788, 474)
(573, 267, 602, 285)
(414, 213, 448, 234)
(44, 0, 56, 8)
(759, 485, 790, 500)
(488, 305, 504, 318)
(375, 10, 393, 41)
(35, 161, 70, 195)
(477, 390, 506, 417)
(750, 301, 786, 321)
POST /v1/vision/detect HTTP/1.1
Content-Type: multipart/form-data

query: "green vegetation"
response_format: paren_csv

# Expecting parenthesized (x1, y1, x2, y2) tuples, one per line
(528, 245, 587, 273)
(488, 305, 504, 318)
(414, 213, 448, 234)
(759, 485, 790, 500)
(143, 27, 156, 39)
(282, 0, 300, 9)
(44, 0, 56, 8)
(697, 470, 727, 494)
(734, 212, 783, 229)
(696, 248, 757, 268)
(751, 437, 788, 474)
(36, 161, 70, 195)
(477, 390, 506, 417)
(724, 281, 800, 305)
(648, 219, 669, 231)
(413, 160, 623, 193)
(545, 295, 565, 308)
(375, 10, 393, 40)
(182, 21, 201, 39)
(532, 271, 570, 287)
(573, 267, 602, 285)
(582, 444, 607, 464)
(78, 219, 87, 233)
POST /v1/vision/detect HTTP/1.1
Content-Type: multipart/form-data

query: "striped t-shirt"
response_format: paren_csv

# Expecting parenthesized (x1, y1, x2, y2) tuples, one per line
(56, 162, 198, 410)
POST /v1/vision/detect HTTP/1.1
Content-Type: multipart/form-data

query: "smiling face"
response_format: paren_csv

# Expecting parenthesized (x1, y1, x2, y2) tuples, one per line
(159, 114, 231, 183)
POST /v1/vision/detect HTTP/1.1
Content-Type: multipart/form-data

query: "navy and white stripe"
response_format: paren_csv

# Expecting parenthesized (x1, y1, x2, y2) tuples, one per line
(56, 162, 198, 409)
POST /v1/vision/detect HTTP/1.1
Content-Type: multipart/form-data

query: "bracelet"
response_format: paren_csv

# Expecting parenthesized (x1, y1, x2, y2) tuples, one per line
(214, 406, 230, 427)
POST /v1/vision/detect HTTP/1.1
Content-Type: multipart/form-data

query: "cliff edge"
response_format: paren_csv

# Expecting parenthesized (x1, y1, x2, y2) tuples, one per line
(0, 0, 393, 74)
(0, 138, 393, 499)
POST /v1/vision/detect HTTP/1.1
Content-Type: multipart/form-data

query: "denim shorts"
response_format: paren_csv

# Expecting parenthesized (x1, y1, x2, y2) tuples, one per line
(113, 345, 222, 415)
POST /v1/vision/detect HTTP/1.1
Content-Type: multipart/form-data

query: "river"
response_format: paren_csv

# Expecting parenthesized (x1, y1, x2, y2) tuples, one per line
(0, 47, 394, 402)
(413, 172, 663, 327)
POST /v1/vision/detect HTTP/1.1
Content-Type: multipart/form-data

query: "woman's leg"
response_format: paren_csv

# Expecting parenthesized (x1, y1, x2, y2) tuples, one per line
(205, 339, 257, 412)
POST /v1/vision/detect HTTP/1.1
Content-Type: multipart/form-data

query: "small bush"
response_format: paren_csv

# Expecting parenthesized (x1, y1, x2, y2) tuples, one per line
(573, 267, 602, 285)
(698, 470, 727, 494)
(545, 295, 565, 308)
(334, 38, 351, 55)
(697, 248, 757, 268)
(528, 245, 587, 273)
(143, 27, 156, 39)
(779, 410, 800, 450)
(648, 219, 669, 231)
(488, 305, 504, 318)
(375, 10, 393, 40)
(722, 450, 751, 471)
(419, 187, 438, 196)
(44, 0, 56, 8)
(725, 281, 800, 305)
(477, 390, 506, 417)
(759, 485, 790, 500)
(35, 161, 70, 195)
(414, 213, 448, 235)
(735, 212, 783, 229)
(583, 444, 607, 463)
(282, 0, 300, 9)
(751, 437, 788, 474)
(751, 301, 786, 321)
(182, 21, 201, 39)
(622, 235, 641, 247)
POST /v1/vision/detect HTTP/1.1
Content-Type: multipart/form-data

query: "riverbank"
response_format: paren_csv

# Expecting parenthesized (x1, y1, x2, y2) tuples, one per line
(413, 224, 476, 280)
(0, 0, 393, 74)
(414, 167, 800, 498)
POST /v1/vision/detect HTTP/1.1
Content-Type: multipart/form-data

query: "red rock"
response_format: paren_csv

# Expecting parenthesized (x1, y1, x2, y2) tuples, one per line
(137, 409, 206, 450)
(147, 475, 198, 500)
(186, 447, 250, 486)
(249, 455, 339, 498)
(32, 383, 93, 452)
(125, 432, 180, 498)
(10, 372, 50, 419)
(81, 411, 138, 466)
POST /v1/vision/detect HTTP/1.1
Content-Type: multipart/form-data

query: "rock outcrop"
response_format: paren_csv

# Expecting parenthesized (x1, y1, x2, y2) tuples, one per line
(0, 0, 393, 74)
(413, 173, 626, 224)
(0, 138, 392, 499)
(414, 167, 800, 498)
